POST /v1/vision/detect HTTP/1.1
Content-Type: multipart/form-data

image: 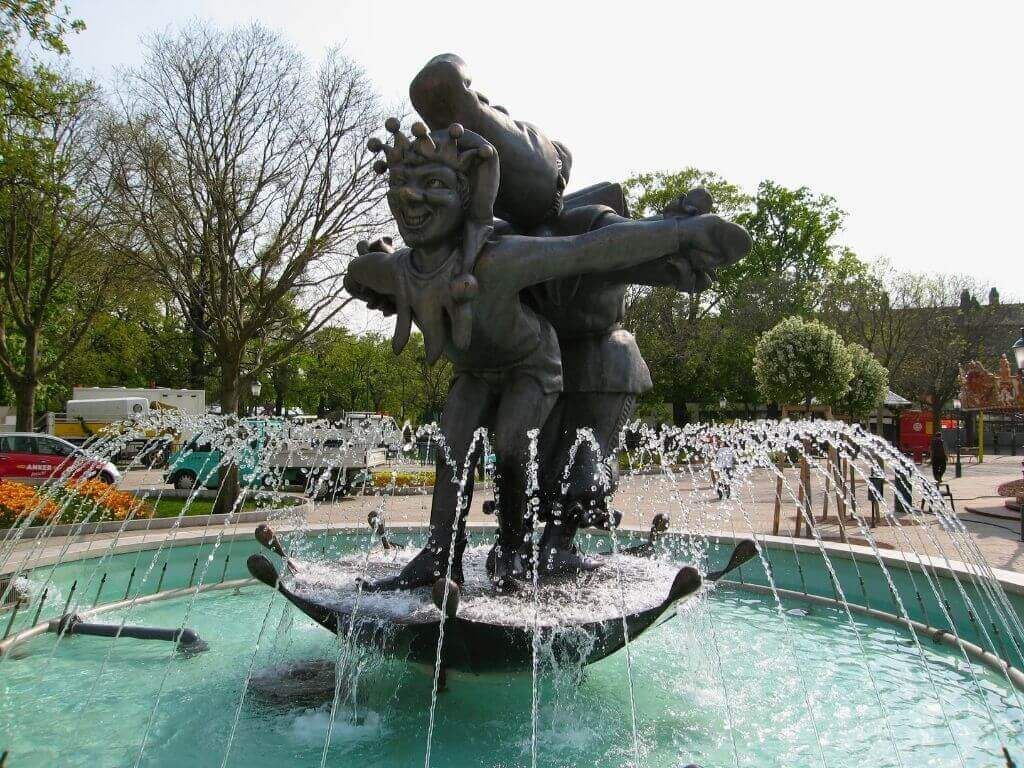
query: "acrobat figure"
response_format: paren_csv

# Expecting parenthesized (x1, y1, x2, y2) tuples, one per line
(408, 54, 738, 575)
(344, 116, 749, 592)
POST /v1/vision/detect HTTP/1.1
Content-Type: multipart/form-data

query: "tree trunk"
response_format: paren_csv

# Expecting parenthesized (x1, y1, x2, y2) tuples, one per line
(671, 401, 688, 427)
(214, 363, 241, 517)
(187, 301, 207, 390)
(14, 380, 37, 432)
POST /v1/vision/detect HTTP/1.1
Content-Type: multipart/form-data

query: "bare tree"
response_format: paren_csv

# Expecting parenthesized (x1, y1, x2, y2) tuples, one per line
(103, 23, 387, 414)
(0, 73, 123, 429)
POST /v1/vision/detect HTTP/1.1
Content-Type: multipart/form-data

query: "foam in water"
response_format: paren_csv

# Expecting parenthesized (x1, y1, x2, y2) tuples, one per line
(288, 544, 684, 627)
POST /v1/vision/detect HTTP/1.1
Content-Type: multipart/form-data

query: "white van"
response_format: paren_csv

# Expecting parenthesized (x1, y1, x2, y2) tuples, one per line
(66, 397, 149, 422)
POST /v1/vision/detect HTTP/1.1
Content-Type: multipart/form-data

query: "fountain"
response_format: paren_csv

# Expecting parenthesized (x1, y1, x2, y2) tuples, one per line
(1, 54, 1023, 768)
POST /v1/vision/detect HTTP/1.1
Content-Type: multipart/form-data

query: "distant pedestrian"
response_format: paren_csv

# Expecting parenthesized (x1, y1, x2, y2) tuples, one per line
(931, 434, 948, 483)
(714, 443, 737, 499)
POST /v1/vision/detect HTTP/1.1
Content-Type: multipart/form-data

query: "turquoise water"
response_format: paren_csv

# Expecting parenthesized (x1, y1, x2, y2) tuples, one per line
(1, 580, 1022, 766)
(11, 529, 1024, 657)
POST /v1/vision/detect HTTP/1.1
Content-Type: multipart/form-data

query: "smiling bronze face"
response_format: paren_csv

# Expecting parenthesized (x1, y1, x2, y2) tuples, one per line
(387, 163, 465, 248)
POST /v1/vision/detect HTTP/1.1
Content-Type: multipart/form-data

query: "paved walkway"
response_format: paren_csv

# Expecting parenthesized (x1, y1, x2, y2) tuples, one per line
(6, 454, 1024, 575)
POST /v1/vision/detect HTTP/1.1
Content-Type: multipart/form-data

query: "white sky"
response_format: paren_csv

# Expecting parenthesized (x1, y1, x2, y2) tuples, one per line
(66, 0, 1023, 300)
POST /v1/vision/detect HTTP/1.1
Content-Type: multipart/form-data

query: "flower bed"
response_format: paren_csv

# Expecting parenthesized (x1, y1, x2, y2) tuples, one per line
(371, 470, 435, 489)
(0, 479, 154, 529)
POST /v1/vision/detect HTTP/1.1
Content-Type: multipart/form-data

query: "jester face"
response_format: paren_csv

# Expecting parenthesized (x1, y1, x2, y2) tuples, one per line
(386, 162, 465, 248)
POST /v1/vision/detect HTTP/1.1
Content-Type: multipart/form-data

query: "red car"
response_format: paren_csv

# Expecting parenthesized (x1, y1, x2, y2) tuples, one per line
(0, 433, 121, 485)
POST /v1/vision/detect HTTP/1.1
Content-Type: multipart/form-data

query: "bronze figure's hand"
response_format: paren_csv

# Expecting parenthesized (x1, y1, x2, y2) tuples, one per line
(345, 237, 398, 316)
(672, 213, 752, 278)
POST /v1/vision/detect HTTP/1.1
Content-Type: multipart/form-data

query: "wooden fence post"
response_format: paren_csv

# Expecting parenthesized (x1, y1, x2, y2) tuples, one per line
(772, 474, 783, 535)
(799, 455, 812, 537)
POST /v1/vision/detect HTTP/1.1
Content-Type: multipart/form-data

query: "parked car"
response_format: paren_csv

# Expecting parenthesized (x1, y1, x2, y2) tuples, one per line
(164, 418, 386, 497)
(0, 433, 121, 485)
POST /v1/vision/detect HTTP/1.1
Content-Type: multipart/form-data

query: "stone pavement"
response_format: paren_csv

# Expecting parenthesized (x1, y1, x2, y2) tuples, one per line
(7, 454, 1024, 575)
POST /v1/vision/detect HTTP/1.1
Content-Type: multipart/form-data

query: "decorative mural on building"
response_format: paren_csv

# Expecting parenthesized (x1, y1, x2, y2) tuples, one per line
(959, 355, 1024, 411)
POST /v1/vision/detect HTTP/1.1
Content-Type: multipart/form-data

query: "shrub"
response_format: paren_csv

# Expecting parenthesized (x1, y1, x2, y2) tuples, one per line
(837, 342, 889, 420)
(754, 316, 853, 412)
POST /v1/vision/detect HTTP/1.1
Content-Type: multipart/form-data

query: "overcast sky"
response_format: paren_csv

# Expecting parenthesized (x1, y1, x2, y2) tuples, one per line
(65, 0, 1023, 303)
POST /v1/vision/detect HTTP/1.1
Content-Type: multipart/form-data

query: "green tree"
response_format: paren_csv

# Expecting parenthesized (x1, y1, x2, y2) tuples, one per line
(0, 71, 126, 428)
(753, 316, 853, 414)
(622, 171, 858, 422)
(720, 181, 848, 330)
(0, 1, 83, 120)
(104, 23, 388, 513)
(837, 342, 888, 421)
(105, 22, 387, 417)
(58, 285, 193, 406)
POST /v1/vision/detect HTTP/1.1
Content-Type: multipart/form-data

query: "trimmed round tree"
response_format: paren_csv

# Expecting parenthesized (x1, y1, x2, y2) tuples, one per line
(753, 316, 853, 416)
(837, 342, 889, 421)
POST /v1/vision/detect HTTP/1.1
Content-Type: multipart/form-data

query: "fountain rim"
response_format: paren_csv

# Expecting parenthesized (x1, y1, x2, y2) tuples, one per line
(3, 535, 1023, 690)
(6, 521, 1024, 596)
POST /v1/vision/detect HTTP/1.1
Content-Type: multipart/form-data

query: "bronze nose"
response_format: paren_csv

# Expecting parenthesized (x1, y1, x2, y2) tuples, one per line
(399, 186, 426, 204)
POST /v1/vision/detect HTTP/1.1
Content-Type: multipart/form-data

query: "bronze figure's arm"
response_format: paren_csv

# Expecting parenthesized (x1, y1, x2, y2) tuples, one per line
(489, 215, 751, 292)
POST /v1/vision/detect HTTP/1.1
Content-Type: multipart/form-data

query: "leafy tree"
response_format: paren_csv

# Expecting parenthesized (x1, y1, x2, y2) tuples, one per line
(624, 168, 750, 221)
(753, 316, 853, 414)
(58, 285, 194, 406)
(0, 71, 126, 428)
(837, 342, 889, 421)
(0, 1, 83, 120)
(103, 23, 388, 512)
(720, 181, 848, 331)
(623, 171, 856, 422)
(104, 22, 387, 416)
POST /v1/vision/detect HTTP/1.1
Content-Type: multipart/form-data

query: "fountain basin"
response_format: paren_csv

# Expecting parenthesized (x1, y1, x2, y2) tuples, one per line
(1, 526, 1022, 767)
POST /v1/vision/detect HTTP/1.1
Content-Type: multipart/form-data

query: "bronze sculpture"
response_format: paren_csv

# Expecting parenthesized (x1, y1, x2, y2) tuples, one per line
(343, 54, 752, 593)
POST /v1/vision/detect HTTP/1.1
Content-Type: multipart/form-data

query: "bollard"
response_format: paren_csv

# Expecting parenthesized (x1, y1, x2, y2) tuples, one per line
(771, 475, 783, 535)
(869, 471, 885, 527)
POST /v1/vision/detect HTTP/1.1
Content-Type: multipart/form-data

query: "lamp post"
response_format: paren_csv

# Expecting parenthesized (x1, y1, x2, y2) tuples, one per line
(1011, 328, 1024, 459)
(954, 397, 963, 478)
(250, 380, 262, 417)
(1013, 327, 1024, 375)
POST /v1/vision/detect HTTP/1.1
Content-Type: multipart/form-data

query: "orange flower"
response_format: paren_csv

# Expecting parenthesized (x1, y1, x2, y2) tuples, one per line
(65, 479, 155, 522)
(0, 481, 59, 528)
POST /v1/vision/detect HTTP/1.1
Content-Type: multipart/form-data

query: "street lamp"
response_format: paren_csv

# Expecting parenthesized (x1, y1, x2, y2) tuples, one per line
(1012, 327, 1024, 374)
(953, 397, 963, 478)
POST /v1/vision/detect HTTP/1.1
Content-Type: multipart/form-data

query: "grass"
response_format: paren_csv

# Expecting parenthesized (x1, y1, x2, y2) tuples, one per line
(148, 495, 301, 518)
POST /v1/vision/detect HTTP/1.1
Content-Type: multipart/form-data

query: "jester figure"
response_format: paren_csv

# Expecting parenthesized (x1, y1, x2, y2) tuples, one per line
(345, 88, 749, 593)
(407, 54, 737, 575)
